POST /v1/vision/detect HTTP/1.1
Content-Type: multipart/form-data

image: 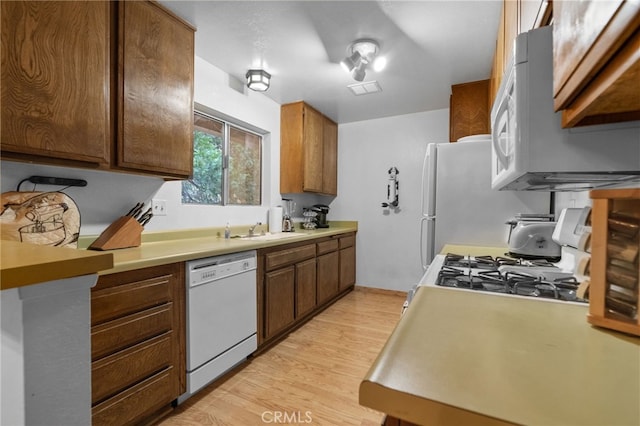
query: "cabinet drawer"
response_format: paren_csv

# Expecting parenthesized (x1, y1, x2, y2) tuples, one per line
(92, 332, 172, 404)
(265, 244, 316, 271)
(92, 274, 172, 325)
(92, 367, 174, 426)
(92, 304, 172, 361)
(339, 234, 355, 249)
(317, 239, 339, 255)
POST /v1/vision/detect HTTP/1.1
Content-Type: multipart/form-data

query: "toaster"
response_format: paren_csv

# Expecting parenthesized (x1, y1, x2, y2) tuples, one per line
(508, 221, 561, 261)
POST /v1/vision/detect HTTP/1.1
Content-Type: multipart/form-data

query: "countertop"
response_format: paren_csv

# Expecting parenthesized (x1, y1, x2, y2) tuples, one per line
(83, 221, 357, 275)
(1, 240, 114, 290)
(360, 250, 640, 425)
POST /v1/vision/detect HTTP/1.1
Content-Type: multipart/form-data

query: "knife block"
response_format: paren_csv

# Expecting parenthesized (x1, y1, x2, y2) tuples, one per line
(88, 216, 143, 251)
(587, 188, 640, 336)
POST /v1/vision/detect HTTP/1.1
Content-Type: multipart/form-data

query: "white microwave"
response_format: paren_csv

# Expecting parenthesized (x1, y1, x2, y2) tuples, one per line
(491, 26, 640, 191)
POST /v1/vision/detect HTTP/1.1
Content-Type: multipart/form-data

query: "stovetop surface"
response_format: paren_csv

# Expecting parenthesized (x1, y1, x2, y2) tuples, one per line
(429, 253, 586, 303)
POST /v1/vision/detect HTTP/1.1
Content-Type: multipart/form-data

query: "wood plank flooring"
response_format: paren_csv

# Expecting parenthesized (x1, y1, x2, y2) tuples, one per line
(160, 287, 406, 426)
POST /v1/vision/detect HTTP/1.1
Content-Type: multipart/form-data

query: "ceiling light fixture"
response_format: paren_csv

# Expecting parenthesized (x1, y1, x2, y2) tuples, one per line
(246, 69, 271, 92)
(340, 38, 386, 81)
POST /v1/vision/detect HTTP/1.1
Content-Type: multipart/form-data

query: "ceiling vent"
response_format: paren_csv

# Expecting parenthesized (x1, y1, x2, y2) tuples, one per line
(348, 81, 382, 96)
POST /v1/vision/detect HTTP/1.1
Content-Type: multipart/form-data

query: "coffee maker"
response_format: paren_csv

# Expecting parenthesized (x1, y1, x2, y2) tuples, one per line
(312, 204, 330, 228)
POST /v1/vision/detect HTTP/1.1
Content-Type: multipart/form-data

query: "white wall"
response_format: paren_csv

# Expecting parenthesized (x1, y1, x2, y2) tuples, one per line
(330, 109, 450, 291)
(1, 56, 282, 236)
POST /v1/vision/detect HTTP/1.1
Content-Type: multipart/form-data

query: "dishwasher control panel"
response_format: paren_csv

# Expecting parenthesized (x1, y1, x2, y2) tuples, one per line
(188, 250, 257, 287)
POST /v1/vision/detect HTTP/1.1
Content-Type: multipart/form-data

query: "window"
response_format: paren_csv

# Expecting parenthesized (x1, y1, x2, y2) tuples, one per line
(182, 111, 262, 205)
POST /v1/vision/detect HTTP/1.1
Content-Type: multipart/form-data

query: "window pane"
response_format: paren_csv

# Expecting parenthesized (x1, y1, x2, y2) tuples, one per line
(182, 114, 224, 205)
(228, 126, 261, 205)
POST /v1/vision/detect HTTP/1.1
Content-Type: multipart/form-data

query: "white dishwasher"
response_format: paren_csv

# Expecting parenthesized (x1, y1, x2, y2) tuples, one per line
(180, 250, 257, 403)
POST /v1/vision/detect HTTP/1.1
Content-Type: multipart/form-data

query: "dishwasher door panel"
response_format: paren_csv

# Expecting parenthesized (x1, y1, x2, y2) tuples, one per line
(186, 270, 257, 370)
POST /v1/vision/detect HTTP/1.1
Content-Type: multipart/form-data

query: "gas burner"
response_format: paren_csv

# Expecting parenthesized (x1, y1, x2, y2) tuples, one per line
(436, 268, 508, 293)
(506, 272, 559, 299)
(437, 266, 482, 289)
(443, 254, 498, 270)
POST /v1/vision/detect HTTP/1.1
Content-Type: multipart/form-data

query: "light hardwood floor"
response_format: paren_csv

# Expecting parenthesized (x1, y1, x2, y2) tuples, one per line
(160, 286, 406, 426)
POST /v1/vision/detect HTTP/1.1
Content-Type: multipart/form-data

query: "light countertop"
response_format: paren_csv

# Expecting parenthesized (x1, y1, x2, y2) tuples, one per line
(1, 240, 113, 290)
(2, 222, 357, 285)
(81, 221, 357, 275)
(360, 246, 640, 425)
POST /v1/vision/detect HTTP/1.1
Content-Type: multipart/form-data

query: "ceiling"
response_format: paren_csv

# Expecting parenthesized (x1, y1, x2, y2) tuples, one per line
(159, 1, 502, 124)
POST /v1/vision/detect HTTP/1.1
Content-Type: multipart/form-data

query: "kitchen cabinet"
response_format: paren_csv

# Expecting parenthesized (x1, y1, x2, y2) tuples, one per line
(317, 239, 340, 305)
(265, 266, 296, 339)
(449, 80, 490, 142)
(296, 258, 318, 318)
(261, 243, 316, 343)
(0, 0, 194, 179)
(489, 0, 551, 106)
(1, 1, 112, 166)
(280, 101, 338, 196)
(257, 232, 356, 348)
(552, 0, 640, 127)
(116, 0, 194, 177)
(339, 233, 356, 291)
(90, 262, 185, 426)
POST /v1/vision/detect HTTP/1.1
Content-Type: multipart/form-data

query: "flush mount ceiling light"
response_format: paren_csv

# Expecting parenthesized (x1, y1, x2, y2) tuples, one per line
(246, 69, 271, 92)
(340, 38, 386, 81)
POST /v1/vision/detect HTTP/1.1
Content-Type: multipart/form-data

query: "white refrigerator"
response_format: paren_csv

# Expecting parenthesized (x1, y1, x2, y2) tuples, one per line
(419, 140, 551, 271)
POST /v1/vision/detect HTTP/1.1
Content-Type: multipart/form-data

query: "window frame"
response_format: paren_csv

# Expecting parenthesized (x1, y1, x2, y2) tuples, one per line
(183, 109, 263, 206)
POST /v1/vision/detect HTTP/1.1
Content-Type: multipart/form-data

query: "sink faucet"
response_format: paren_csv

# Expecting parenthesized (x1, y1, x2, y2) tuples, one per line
(248, 222, 262, 236)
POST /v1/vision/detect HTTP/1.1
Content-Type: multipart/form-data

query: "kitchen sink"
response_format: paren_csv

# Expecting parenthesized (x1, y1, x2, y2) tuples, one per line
(231, 232, 302, 241)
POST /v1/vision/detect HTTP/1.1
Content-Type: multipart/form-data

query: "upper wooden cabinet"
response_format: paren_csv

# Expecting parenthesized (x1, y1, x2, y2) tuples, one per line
(449, 79, 490, 142)
(552, 1, 640, 127)
(1, 1, 194, 179)
(490, 0, 551, 107)
(280, 101, 338, 196)
(116, 1, 194, 177)
(1, 1, 112, 166)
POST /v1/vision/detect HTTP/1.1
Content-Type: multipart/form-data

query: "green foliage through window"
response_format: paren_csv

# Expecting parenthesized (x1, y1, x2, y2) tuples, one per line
(182, 112, 262, 205)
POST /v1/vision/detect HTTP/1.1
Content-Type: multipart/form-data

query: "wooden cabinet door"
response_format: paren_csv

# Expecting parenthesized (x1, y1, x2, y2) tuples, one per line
(449, 80, 490, 142)
(322, 118, 338, 195)
(296, 258, 317, 318)
(553, 0, 640, 126)
(1, 1, 111, 166)
(117, 0, 194, 178)
(339, 246, 356, 291)
(265, 266, 295, 339)
(302, 105, 324, 192)
(317, 251, 339, 305)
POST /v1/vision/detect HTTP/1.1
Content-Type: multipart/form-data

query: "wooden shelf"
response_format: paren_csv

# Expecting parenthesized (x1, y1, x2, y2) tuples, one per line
(588, 188, 640, 336)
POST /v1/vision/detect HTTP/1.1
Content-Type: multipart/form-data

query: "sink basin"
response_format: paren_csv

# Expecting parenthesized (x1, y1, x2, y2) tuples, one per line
(231, 232, 302, 241)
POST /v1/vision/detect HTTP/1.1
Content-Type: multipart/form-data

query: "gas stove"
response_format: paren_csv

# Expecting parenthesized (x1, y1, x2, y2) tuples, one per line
(420, 253, 587, 304)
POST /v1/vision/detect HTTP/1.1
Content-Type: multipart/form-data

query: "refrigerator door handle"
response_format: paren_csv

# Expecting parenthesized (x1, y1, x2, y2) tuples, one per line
(420, 144, 437, 216)
(420, 216, 435, 271)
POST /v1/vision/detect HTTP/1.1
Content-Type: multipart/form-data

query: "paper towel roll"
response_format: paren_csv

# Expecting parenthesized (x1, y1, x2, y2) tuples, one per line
(269, 206, 283, 233)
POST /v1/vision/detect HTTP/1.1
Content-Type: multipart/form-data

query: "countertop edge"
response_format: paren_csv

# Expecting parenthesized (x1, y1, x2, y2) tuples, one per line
(1, 241, 114, 290)
(359, 381, 514, 426)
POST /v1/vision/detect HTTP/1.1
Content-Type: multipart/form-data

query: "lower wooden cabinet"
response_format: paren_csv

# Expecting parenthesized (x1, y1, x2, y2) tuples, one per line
(317, 250, 339, 305)
(339, 234, 356, 290)
(91, 263, 185, 426)
(258, 232, 356, 348)
(265, 266, 296, 339)
(296, 258, 317, 318)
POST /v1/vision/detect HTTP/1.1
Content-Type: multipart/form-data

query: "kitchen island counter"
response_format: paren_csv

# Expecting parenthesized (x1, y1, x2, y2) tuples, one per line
(83, 221, 357, 275)
(360, 285, 640, 425)
(1, 240, 113, 290)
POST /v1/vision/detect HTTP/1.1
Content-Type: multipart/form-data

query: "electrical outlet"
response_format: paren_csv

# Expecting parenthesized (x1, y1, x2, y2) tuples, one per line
(152, 199, 167, 216)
